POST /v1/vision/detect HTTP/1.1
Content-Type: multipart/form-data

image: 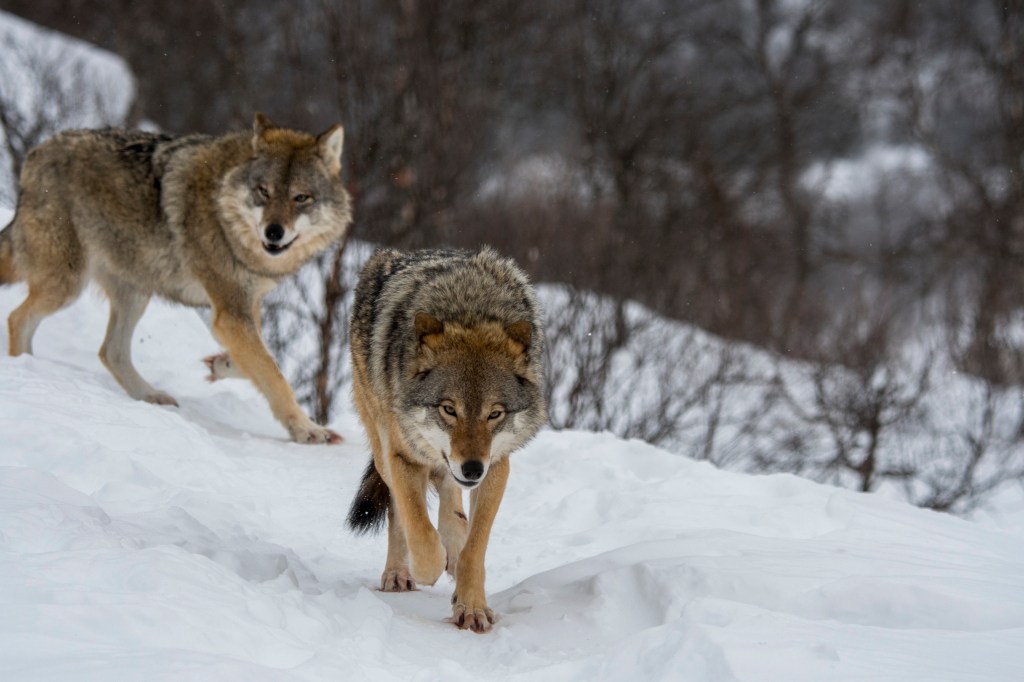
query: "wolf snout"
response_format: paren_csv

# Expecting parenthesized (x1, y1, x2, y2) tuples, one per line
(264, 223, 285, 243)
(461, 460, 485, 482)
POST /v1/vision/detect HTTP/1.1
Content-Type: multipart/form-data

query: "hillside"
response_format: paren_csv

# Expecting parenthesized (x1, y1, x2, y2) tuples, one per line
(1, 264, 1023, 681)
(0, 10, 135, 205)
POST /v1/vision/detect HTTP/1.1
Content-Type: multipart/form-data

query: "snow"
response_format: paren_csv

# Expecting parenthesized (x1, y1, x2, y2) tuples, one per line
(0, 10, 135, 204)
(2, 230, 1024, 680)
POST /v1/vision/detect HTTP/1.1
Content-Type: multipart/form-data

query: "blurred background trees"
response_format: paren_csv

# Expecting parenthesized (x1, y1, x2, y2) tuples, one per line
(2, 0, 1023, 514)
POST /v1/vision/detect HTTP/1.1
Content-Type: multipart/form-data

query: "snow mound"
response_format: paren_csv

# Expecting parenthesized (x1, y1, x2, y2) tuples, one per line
(1, 267, 1023, 680)
(0, 11, 135, 203)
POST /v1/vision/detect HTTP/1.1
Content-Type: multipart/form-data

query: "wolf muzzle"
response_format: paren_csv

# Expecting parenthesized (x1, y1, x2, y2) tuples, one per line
(262, 223, 296, 255)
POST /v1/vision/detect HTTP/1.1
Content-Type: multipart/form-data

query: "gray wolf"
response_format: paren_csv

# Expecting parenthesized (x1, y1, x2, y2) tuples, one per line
(0, 113, 352, 444)
(346, 247, 546, 632)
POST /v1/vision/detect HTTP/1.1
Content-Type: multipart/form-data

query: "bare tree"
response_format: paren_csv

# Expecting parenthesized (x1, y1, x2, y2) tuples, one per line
(909, 382, 1024, 514)
(900, 1, 1024, 384)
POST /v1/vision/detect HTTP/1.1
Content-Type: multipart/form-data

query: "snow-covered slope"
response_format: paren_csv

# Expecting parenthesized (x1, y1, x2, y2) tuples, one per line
(0, 11, 135, 203)
(1, 260, 1023, 680)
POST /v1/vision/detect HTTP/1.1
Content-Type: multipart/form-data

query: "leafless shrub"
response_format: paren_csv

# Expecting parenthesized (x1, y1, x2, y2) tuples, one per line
(542, 285, 765, 465)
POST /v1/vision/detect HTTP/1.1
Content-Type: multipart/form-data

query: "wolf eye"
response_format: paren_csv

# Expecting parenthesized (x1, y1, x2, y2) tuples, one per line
(441, 404, 457, 417)
(293, 193, 314, 204)
(488, 409, 504, 420)
(255, 185, 270, 200)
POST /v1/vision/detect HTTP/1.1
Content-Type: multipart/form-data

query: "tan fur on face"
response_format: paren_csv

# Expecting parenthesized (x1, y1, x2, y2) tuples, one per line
(420, 320, 528, 363)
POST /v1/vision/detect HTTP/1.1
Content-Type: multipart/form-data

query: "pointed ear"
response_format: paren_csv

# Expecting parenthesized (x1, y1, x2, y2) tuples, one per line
(414, 312, 444, 348)
(318, 123, 345, 174)
(254, 112, 276, 135)
(505, 321, 533, 353)
(252, 112, 276, 152)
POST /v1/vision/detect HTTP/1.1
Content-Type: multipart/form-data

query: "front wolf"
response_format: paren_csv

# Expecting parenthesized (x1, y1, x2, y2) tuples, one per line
(346, 248, 546, 632)
(0, 113, 352, 444)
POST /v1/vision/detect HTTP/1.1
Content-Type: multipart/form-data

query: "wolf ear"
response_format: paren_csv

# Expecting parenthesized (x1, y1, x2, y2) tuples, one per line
(415, 312, 444, 349)
(505, 321, 533, 353)
(252, 112, 277, 152)
(318, 124, 345, 174)
(253, 112, 277, 136)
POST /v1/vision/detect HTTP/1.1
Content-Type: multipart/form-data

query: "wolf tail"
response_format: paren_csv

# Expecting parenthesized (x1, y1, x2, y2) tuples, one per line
(0, 214, 19, 285)
(346, 460, 389, 535)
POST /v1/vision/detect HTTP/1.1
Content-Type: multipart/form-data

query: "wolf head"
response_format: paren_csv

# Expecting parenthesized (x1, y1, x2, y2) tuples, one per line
(404, 312, 544, 489)
(218, 112, 352, 276)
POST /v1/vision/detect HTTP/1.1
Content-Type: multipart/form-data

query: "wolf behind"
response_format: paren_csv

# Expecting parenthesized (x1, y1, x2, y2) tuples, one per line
(0, 113, 352, 444)
(346, 247, 546, 632)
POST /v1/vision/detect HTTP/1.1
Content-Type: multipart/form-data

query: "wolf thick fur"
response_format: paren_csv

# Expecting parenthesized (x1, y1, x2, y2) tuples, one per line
(346, 247, 546, 632)
(0, 114, 351, 444)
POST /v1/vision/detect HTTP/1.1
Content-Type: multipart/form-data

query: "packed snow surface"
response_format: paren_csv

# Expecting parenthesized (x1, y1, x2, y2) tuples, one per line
(1, 267, 1023, 681)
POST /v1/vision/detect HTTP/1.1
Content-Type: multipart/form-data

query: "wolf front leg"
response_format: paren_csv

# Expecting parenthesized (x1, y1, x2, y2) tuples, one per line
(210, 306, 341, 444)
(436, 472, 469, 578)
(387, 447, 446, 586)
(452, 456, 509, 633)
(380, 497, 417, 591)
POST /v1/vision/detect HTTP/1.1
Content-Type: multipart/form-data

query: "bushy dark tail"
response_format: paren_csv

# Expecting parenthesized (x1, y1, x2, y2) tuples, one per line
(346, 460, 389, 535)
(0, 217, 18, 285)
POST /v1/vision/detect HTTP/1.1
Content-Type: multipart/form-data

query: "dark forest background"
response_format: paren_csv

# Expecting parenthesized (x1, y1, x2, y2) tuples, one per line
(2, 0, 1023, 513)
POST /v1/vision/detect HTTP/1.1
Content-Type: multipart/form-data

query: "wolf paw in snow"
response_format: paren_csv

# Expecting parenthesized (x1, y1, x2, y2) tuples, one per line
(144, 391, 179, 407)
(451, 593, 496, 633)
(380, 567, 417, 592)
(202, 353, 244, 382)
(286, 417, 343, 445)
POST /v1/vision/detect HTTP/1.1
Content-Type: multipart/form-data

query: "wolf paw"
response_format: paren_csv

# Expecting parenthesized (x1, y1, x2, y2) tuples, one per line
(145, 391, 179, 407)
(203, 350, 249, 382)
(451, 593, 496, 633)
(380, 567, 417, 592)
(286, 417, 343, 445)
(203, 353, 243, 382)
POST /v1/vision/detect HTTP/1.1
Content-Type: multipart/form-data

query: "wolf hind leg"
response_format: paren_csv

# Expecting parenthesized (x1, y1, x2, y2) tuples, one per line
(97, 275, 177, 406)
(8, 275, 86, 356)
(7, 206, 88, 355)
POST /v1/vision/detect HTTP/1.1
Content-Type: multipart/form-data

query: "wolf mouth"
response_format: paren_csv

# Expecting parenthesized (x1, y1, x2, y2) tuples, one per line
(262, 237, 297, 256)
(442, 451, 481, 489)
(453, 475, 480, 489)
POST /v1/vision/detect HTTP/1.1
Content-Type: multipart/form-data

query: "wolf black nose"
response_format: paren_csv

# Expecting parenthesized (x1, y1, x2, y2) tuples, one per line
(461, 460, 484, 481)
(264, 223, 285, 243)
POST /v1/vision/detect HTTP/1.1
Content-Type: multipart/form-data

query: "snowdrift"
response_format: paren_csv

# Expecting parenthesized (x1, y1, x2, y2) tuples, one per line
(1, 262, 1024, 681)
(0, 10, 135, 205)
